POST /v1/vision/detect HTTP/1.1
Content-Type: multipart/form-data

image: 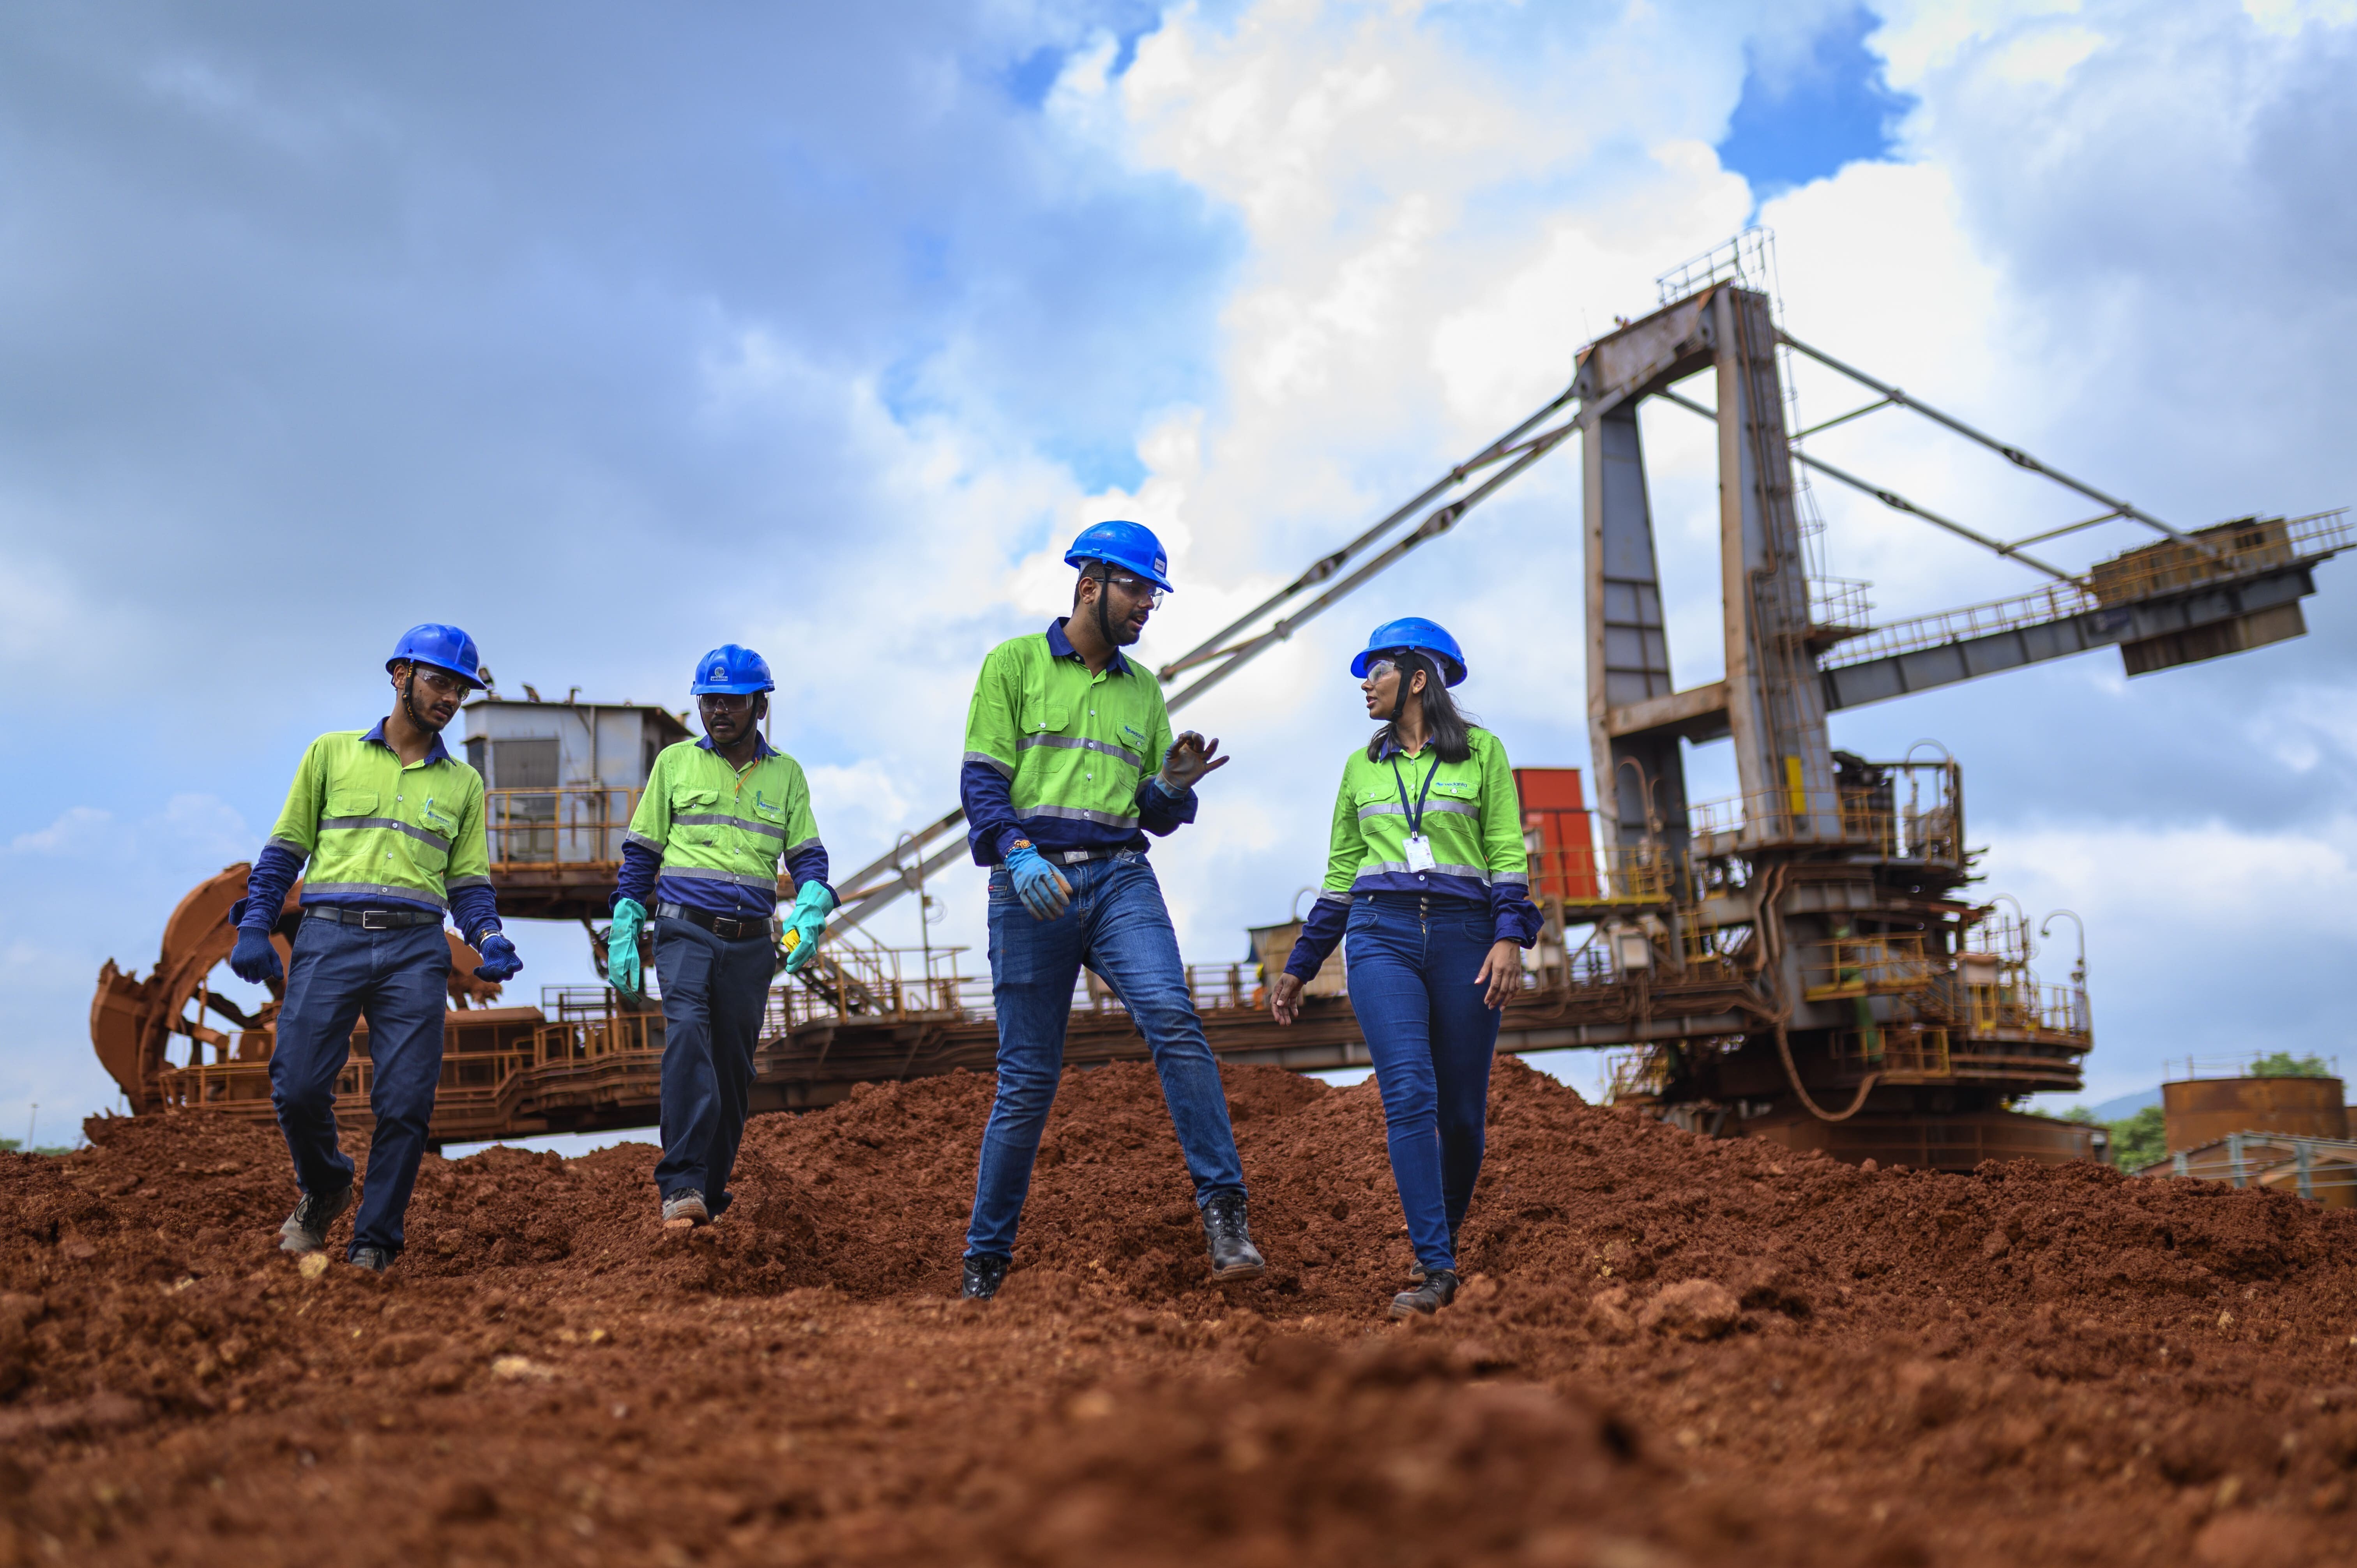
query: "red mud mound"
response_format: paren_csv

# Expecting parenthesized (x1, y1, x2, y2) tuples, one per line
(3, 1059, 2354, 1567)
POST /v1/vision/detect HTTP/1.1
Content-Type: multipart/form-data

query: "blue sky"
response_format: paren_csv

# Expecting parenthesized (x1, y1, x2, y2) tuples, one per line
(1718, 5, 1912, 199)
(5, 0, 2355, 1147)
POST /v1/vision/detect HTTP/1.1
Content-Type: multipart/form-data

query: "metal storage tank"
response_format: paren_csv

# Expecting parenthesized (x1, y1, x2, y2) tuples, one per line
(2161, 1075, 2346, 1153)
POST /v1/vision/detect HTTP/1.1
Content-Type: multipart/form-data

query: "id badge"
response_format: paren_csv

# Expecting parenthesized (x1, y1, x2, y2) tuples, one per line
(1403, 833, 1438, 873)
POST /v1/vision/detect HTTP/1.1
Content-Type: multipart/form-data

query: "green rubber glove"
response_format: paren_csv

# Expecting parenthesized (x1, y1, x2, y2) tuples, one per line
(607, 898, 646, 997)
(781, 882, 836, 975)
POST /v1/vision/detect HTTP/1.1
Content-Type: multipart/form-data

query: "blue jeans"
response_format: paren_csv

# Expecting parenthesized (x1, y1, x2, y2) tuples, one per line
(269, 916, 449, 1259)
(652, 917, 776, 1217)
(965, 853, 1245, 1259)
(1346, 892, 1502, 1274)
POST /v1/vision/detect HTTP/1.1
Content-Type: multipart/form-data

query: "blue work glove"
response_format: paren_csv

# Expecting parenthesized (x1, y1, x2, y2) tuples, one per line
(228, 927, 283, 986)
(474, 930, 523, 983)
(606, 899, 645, 996)
(1003, 843, 1072, 921)
(781, 883, 836, 975)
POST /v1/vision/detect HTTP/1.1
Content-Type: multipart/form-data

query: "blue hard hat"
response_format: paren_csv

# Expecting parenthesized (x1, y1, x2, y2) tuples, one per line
(1350, 617, 1467, 687)
(691, 644, 774, 695)
(1063, 520, 1174, 593)
(386, 623, 484, 689)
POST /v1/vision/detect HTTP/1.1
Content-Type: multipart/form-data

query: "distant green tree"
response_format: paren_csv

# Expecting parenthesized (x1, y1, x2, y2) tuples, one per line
(2250, 1051, 2333, 1079)
(2107, 1104, 2167, 1171)
(0, 1139, 74, 1157)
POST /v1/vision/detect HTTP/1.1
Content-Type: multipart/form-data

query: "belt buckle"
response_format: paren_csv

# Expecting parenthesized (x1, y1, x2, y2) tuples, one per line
(360, 909, 392, 931)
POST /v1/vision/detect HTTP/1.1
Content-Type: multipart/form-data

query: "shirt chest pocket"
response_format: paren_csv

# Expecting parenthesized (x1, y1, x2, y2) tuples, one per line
(325, 786, 378, 821)
(1429, 778, 1481, 815)
(410, 795, 456, 870)
(1019, 699, 1072, 740)
(672, 787, 723, 844)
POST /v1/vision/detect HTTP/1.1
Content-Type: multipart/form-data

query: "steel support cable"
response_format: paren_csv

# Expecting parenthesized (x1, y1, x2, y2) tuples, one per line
(1773, 328, 2220, 557)
(1654, 387, 2076, 581)
(1162, 418, 1582, 713)
(1789, 450, 2078, 582)
(1156, 381, 1580, 683)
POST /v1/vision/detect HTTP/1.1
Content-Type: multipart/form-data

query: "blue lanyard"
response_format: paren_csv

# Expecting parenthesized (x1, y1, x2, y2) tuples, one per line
(1389, 748, 1442, 837)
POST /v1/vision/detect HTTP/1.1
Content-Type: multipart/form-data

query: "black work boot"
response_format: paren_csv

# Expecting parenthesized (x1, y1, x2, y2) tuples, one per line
(348, 1246, 392, 1274)
(1390, 1268, 1459, 1320)
(661, 1189, 710, 1229)
(277, 1184, 353, 1255)
(1201, 1192, 1265, 1282)
(961, 1254, 1010, 1301)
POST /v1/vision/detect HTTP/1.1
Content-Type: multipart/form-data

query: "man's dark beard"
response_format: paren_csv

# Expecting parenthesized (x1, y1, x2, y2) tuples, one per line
(399, 671, 451, 733)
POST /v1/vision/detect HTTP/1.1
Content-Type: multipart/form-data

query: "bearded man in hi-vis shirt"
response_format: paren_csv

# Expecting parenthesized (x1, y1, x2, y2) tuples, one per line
(953, 521, 1263, 1301)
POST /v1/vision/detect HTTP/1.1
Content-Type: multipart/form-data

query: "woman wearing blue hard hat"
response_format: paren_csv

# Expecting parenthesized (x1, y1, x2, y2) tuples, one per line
(1268, 616, 1541, 1318)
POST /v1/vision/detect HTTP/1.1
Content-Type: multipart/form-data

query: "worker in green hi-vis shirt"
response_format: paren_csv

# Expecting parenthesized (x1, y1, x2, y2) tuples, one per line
(225, 623, 523, 1275)
(952, 521, 1264, 1302)
(1269, 617, 1541, 1321)
(607, 644, 833, 1233)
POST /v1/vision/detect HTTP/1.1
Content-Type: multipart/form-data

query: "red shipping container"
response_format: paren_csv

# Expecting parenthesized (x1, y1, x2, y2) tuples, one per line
(1514, 767, 1599, 901)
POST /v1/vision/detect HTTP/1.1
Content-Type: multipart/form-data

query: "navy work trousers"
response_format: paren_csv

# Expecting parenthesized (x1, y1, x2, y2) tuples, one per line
(269, 916, 449, 1259)
(1345, 892, 1502, 1274)
(965, 853, 1246, 1259)
(652, 916, 776, 1217)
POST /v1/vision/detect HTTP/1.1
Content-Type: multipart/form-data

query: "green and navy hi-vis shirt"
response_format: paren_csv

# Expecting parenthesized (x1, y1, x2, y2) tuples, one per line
(1283, 726, 1541, 980)
(235, 720, 502, 946)
(959, 618, 1194, 863)
(614, 736, 830, 920)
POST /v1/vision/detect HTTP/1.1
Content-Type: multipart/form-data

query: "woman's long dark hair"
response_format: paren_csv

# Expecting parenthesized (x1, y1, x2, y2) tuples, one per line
(1366, 650, 1476, 763)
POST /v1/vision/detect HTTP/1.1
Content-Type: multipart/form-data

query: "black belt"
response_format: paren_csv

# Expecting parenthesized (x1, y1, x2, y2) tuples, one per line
(656, 902, 776, 941)
(304, 906, 442, 931)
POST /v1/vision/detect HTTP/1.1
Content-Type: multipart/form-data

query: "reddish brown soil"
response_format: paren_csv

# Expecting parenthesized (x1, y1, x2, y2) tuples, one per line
(5, 1059, 2354, 1567)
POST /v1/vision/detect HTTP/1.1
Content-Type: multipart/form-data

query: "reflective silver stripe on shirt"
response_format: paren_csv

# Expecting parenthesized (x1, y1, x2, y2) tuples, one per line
(1020, 803, 1140, 829)
(1352, 862, 1493, 885)
(267, 835, 310, 858)
(963, 749, 1015, 779)
(1018, 733, 1145, 769)
(319, 815, 452, 850)
(1354, 798, 1480, 822)
(302, 881, 448, 910)
(445, 874, 492, 891)
(625, 830, 666, 853)
(673, 811, 786, 842)
(657, 863, 783, 892)
(783, 835, 823, 856)
(1314, 890, 1353, 907)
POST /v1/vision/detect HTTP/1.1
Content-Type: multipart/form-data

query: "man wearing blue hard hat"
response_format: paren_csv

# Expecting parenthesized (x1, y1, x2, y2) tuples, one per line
(226, 623, 523, 1273)
(608, 644, 833, 1231)
(955, 520, 1262, 1300)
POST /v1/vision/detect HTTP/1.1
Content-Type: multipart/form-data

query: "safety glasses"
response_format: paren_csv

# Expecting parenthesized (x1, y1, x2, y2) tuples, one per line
(1101, 571, 1167, 608)
(407, 665, 473, 699)
(698, 692, 756, 713)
